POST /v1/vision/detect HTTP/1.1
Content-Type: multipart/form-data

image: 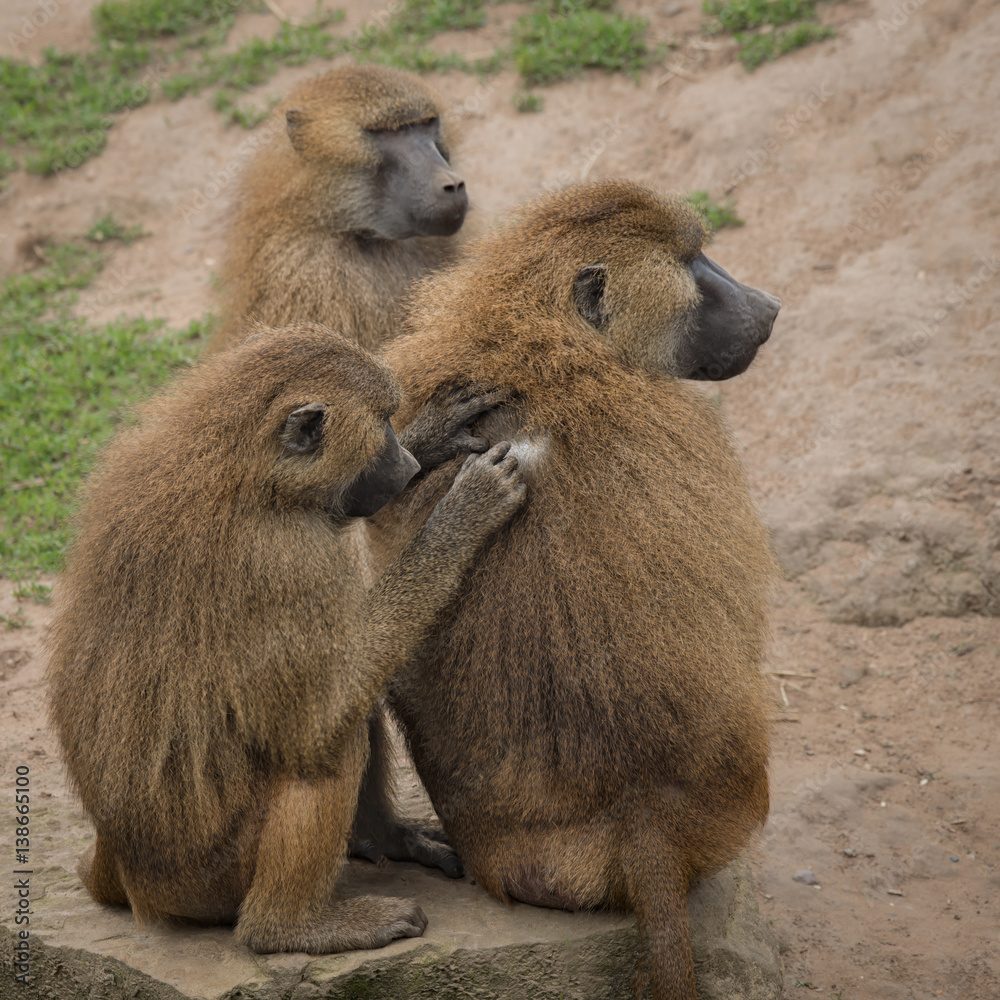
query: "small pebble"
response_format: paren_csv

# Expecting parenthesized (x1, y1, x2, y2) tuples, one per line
(887, 889, 903, 896)
(950, 855, 959, 862)
(792, 870, 820, 885)
(854, 748, 867, 756)
(843, 848, 856, 857)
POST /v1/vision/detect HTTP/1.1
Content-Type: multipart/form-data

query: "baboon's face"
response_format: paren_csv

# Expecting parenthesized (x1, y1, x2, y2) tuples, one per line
(367, 118, 468, 239)
(672, 254, 780, 380)
(279, 400, 420, 521)
(573, 247, 779, 381)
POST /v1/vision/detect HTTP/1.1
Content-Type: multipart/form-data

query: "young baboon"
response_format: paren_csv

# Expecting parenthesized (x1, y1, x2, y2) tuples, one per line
(377, 180, 780, 999)
(208, 65, 468, 355)
(46, 324, 526, 953)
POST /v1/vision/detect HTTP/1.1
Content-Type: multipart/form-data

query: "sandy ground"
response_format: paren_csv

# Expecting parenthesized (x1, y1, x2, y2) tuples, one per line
(1, 0, 998, 996)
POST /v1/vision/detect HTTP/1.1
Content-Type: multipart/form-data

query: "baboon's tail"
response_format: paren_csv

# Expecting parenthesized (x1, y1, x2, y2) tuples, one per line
(623, 831, 696, 1000)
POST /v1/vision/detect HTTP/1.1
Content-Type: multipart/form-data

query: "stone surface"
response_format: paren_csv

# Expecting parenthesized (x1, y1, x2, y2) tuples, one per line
(1, 800, 781, 1000)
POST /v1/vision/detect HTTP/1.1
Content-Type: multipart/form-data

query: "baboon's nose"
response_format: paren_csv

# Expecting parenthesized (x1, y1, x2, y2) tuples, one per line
(429, 168, 469, 235)
(440, 168, 466, 196)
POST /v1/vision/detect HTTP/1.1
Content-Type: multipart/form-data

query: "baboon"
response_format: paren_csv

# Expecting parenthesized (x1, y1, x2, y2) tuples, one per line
(46, 324, 526, 953)
(208, 65, 468, 355)
(376, 180, 780, 999)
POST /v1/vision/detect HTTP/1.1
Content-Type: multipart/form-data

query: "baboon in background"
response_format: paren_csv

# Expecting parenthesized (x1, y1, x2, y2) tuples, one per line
(47, 324, 526, 953)
(376, 180, 780, 999)
(208, 65, 468, 355)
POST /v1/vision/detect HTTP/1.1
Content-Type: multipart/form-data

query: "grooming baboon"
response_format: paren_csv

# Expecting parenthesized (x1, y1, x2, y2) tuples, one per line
(208, 65, 468, 355)
(46, 324, 525, 953)
(376, 180, 780, 999)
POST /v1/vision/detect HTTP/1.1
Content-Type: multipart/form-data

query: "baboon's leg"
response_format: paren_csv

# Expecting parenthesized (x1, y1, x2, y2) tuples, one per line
(350, 707, 463, 878)
(78, 834, 129, 907)
(235, 726, 427, 954)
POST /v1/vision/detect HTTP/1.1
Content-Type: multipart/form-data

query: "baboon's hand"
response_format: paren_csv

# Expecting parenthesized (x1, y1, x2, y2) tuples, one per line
(437, 441, 527, 539)
(400, 387, 514, 472)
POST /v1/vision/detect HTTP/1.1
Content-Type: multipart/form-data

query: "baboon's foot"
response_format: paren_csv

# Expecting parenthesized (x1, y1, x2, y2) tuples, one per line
(236, 895, 428, 954)
(351, 820, 463, 878)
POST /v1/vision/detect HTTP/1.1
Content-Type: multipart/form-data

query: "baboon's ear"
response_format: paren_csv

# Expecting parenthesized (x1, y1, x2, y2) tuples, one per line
(573, 264, 608, 329)
(283, 403, 327, 454)
(285, 108, 307, 153)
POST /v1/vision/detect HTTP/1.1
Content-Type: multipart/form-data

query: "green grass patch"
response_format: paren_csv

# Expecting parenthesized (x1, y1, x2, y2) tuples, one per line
(13, 582, 53, 604)
(736, 21, 835, 68)
(162, 14, 346, 99)
(512, 1, 648, 86)
(0, 150, 18, 180)
(93, 0, 248, 43)
(351, 0, 487, 73)
(86, 213, 149, 245)
(379, 0, 486, 40)
(354, 39, 474, 74)
(704, 0, 834, 68)
(1, 609, 29, 630)
(687, 190, 744, 236)
(0, 44, 156, 175)
(512, 91, 544, 112)
(703, 0, 814, 32)
(0, 243, 206, 579)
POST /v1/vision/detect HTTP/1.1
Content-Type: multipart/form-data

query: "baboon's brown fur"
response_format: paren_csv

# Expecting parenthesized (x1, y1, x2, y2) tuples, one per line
(46, 324, 525, 953)
(208, 66, 464, 354)
(379, 181, 775, 999)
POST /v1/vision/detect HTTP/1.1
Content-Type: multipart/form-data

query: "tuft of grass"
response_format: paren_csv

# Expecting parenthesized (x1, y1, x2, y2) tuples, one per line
(13, 582, 52, 605)
(87, 213, 149, 245)
(703, 0, 834, 69)
(512, 90, 544, 112)
(1, 609, 29, 630)
(0, 150, 18, 180)
(382, 0, 487, 39)
(355, 40, 472, 74)
(736, 21, 835, 68)
(351, 0, 486, 73)
(512, 0, 648, 86)
(703, 0, 815, 32)
(93, 0, 248, 43)
(687, 190, 745, 236)
(0, 242, 206, 579)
